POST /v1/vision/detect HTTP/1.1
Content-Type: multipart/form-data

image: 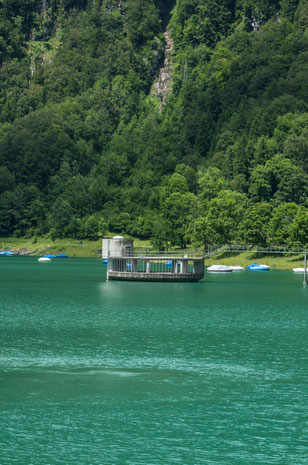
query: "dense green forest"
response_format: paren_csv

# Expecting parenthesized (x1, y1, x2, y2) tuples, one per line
(0, 0, 307, 248)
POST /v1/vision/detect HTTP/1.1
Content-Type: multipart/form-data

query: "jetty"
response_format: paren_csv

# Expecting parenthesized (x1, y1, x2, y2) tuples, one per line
(102, 236, 204, 282)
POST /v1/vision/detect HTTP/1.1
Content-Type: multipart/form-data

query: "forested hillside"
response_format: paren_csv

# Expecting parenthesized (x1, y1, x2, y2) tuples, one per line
(0, 0, 307, 248)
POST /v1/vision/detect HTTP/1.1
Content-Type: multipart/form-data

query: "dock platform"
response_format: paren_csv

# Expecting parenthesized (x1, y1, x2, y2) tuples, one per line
(107, 256, 204, 282)
(102, 236, 204, 282)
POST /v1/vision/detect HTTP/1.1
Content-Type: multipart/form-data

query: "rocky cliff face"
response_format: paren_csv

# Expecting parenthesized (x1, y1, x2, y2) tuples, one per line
(151, 31, 173, 110)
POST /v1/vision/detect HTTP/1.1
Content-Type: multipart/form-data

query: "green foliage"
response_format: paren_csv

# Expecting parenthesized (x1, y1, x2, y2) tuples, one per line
(0, 0, 307, 246)
(289, 207, 308, 246)
(204, 190, 248, 244)
(198, 168, 228, 200)
(268, 202, 300, 244)
(280, 0, 300, 21)
(238, 203, 273, 245)
(0, 166, 15, 194)
(249, 155, 308, 204)
(0, 184, 43, 236)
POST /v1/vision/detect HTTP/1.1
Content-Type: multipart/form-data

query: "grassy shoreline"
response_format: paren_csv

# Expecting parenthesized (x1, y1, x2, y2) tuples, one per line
(0, 235, 153, 259)
(204, 252, 305, 270)
(0, 237, 102, 258)
(1, 236, 306, 269)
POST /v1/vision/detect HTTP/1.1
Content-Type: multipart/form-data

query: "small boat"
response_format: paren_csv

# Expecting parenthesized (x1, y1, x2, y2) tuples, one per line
(207, 265, 232, 273)
(102, 259, 108, 264)
(229, 265, 245, 271)
(248, 264, 270, 271)
(43, 254, 55, 259)
(38, 257, 51, 262)
(57, 254, 68, 258)
(292, 268, 308, 273)
(0, 251, 14, 256)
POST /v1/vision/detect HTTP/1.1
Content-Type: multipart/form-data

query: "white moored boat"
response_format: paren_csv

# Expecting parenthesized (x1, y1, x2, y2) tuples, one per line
(207, 265, 232, 273)
(292, 268, 308, 273)
(38, 257, 51, 262)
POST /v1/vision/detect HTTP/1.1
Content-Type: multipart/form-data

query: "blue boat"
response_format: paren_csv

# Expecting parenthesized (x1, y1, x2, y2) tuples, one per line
(57, 254, 68, 258)
(102, 259, 108, 264)
(44, 254, 55, 259)
(248, 264, 270, 271)
(0, 251, 14, 256)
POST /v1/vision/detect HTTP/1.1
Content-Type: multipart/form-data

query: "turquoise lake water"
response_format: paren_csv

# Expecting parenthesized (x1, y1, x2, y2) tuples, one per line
(0, 257, 307, 465)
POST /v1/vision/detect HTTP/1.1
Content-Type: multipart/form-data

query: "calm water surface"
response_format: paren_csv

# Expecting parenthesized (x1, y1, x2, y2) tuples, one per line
(0, 257, 307, 465)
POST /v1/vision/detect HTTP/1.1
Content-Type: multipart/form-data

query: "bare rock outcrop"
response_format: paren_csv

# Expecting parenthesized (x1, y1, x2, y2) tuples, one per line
(151, 31, 173, 110)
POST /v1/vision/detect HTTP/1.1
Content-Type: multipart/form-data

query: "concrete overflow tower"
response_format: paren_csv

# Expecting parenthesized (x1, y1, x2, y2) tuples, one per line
(102, 236, 204, 282)
(102, 236, 134, 259)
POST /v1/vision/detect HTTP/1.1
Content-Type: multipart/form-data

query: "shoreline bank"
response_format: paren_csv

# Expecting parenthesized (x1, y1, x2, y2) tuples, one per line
(0, 237, 306, 270)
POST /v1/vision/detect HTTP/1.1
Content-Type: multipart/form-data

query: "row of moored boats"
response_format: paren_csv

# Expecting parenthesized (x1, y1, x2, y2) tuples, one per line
(207, 264, 308, 273)
(207, 264, 269, 272)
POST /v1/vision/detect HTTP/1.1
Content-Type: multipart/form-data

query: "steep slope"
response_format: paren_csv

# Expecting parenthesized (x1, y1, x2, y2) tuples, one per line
(0, 0, 307, 248)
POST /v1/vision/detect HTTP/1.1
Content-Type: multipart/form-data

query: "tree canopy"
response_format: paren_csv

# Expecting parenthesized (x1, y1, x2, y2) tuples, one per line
(0, 0, 307, 247)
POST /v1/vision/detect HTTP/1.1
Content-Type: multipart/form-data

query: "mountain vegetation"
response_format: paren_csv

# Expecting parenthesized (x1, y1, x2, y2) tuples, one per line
(0, 0, 307, 249)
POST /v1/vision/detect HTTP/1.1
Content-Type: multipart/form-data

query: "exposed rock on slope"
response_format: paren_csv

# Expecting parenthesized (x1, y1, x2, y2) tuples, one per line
(151, 31, 173, 110)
